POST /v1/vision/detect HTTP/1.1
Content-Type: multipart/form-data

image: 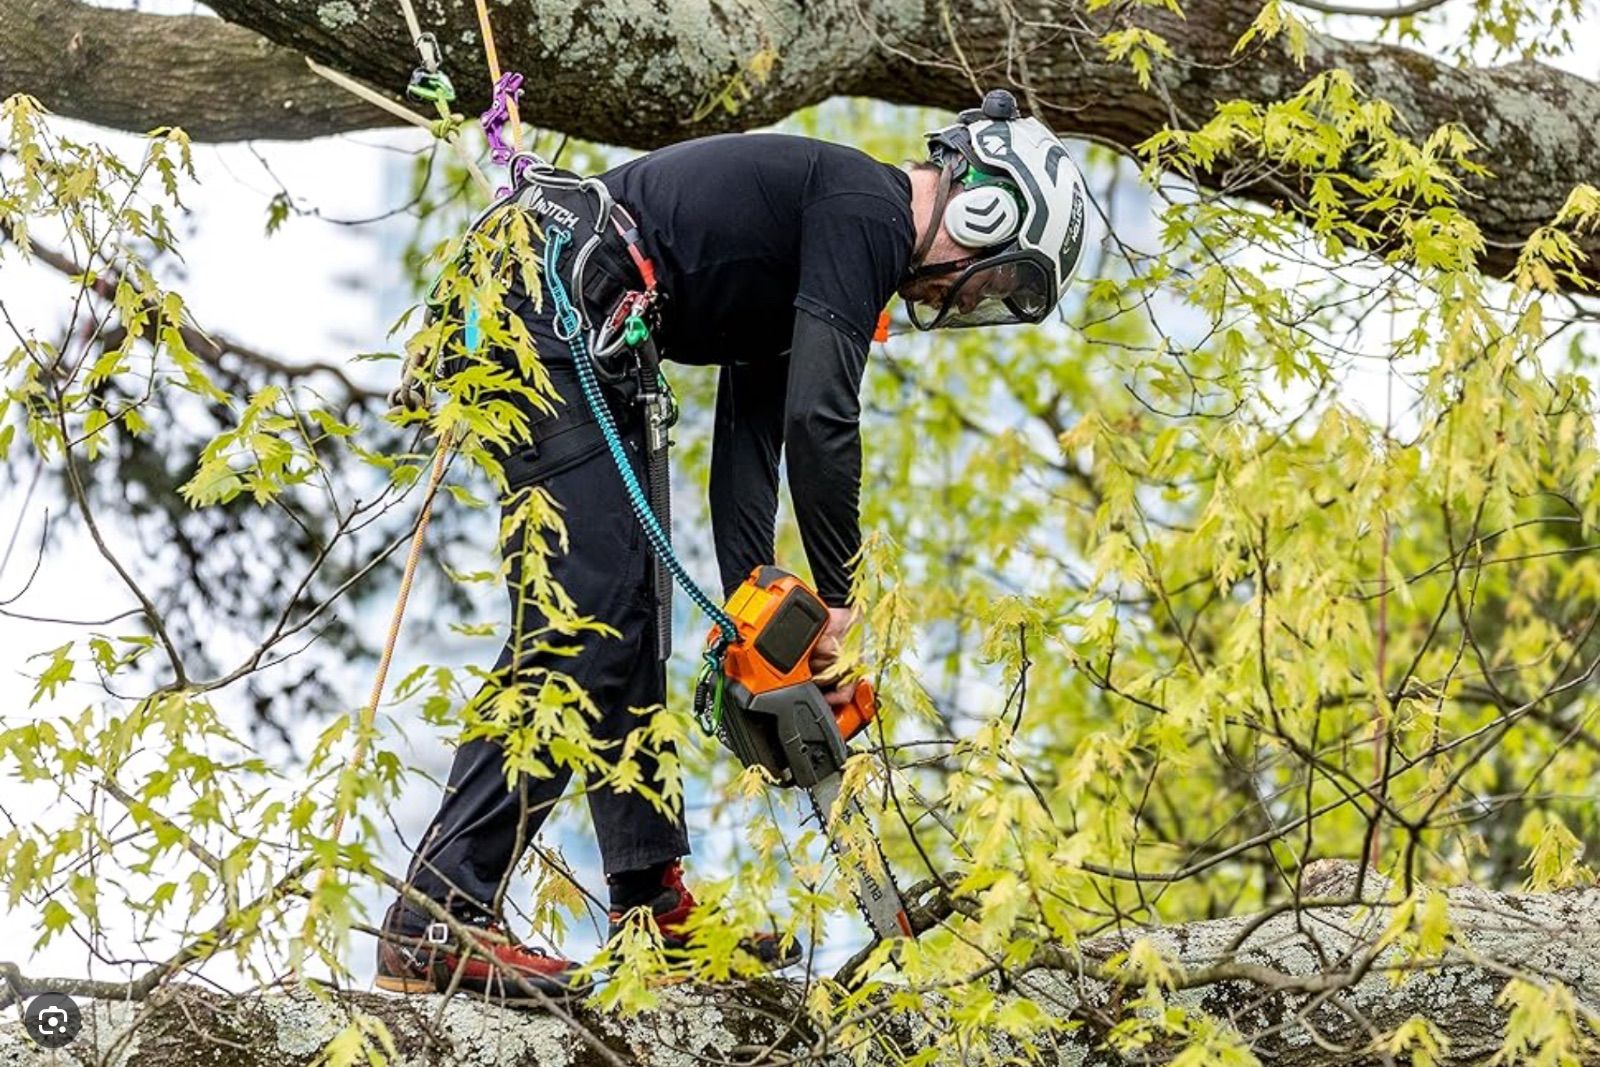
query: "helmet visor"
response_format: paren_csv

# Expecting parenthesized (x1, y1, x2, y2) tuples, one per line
(906, 253, 1056, 330)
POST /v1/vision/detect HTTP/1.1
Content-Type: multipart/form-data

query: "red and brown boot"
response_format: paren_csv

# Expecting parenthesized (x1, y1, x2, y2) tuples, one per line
(376, 902, 593, 1001)
(606, 861, 803, 968)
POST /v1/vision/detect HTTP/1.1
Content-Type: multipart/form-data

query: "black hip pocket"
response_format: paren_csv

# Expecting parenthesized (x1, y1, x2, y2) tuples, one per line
(502, 416, 610, 489)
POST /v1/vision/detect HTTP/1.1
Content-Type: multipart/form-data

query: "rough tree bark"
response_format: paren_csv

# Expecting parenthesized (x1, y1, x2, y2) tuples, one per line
(2, 863, 1596, 1065)
(0, 0, 390, 142)
(1, 0, 1597, 287)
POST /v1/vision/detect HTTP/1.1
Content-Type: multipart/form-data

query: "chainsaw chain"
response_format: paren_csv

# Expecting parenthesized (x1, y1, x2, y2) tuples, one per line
(807, 790, 894, 936)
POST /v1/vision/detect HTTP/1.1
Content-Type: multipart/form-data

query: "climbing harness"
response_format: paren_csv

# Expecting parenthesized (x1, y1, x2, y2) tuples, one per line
(458, 152, 701, 672)
(447, 152, 755, 730)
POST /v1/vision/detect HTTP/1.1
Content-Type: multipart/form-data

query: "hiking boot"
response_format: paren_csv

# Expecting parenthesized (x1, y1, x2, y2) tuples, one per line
(606, 861, 803, 968)
(375, 903, 593, 1000)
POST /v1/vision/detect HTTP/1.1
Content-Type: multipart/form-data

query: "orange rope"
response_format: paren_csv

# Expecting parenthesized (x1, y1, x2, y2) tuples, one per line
(331, 436, 451, 843)
(302, 434, 451, 958)
(471, 0, 523, 153)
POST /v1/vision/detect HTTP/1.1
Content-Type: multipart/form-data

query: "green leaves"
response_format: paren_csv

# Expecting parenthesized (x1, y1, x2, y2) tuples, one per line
(29, 643, 75, 707)
(1101, 28, 1175, 90)
(1233, 0, 1310, 65)
(1518, 811, 1593, 891)
(1513, 184, 1600, 293)
(313, 1013, 398, 1067)
(1496, 979, 1588, 1067)
(180, 385, 316, 507)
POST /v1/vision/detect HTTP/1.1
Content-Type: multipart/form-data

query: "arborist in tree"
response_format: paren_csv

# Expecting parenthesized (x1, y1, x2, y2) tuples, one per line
(376, 89, 1089, 1000)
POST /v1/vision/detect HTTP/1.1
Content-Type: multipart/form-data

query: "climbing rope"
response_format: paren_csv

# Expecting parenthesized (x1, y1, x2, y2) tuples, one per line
(542, 227, 740, 673)
(393, 0, 427, 56)
(327, 442, 451, 845)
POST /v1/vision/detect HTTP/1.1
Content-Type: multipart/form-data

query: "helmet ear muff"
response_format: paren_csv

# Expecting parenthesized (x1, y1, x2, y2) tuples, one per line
(943, 182, 1022, 249)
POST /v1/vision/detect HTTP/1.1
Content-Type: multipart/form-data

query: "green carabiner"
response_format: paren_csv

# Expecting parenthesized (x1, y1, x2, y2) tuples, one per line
(407, 68, 456, 106)
(623, 314, 650, 347)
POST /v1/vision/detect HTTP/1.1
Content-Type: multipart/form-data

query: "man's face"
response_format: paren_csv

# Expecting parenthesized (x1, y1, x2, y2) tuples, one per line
(899, 259, 1022, 322)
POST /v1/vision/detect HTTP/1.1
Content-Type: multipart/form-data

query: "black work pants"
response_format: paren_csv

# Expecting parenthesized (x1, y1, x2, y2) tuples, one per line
(401, 365, 689, 925)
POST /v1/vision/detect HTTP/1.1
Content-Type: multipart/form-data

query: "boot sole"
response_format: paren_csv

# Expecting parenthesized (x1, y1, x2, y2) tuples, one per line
(375, 974, 435, 994)
(376, 972, 593, 1000)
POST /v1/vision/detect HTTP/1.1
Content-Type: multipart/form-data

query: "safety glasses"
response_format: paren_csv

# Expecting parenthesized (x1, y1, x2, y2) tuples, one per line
(906, 251, 1055, 330)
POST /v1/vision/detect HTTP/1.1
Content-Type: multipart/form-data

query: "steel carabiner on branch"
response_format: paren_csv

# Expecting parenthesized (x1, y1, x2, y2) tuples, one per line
(406, 32, 456, 108)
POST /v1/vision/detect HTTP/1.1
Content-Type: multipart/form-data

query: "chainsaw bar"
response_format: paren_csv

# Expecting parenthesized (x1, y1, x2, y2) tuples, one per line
(807, 771, 913, 941)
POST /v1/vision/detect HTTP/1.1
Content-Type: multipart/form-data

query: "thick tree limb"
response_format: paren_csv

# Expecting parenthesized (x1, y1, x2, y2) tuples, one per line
(0, 0, 392, 141)
(2, 863, 1596, 1064)
(3, 0, 1597, 286)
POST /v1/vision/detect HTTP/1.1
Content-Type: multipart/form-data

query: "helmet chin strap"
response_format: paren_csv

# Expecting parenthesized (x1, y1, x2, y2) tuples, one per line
(908, 160, 959, 272)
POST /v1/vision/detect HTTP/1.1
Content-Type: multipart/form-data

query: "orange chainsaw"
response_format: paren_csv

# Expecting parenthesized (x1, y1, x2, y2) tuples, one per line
(694, 566, 913, 941)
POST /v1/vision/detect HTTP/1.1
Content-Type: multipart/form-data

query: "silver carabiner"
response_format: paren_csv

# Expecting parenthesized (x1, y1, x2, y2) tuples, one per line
(414, 32, 442, 73)
(578, 177, 616, 234)
(590, 319, 627, 360)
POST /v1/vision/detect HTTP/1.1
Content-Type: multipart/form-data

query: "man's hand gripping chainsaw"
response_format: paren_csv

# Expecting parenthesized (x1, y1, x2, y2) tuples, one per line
(695, 566, 913, 941)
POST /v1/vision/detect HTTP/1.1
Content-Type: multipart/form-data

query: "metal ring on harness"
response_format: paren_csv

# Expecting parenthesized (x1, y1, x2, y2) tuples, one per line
(506, 151, 544, 187)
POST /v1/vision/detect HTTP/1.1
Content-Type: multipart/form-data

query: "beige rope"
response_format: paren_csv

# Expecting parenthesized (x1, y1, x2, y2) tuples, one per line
(333, 435, 452, 842)
(394, 0, 427, 60)
(304, 60, 493, 196)
(301, 432, 452, 956)
(301, 0, 516, 958)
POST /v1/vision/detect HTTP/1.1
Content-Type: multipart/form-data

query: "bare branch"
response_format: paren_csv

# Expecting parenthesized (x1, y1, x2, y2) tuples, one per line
(1285, 0, 1454, 17)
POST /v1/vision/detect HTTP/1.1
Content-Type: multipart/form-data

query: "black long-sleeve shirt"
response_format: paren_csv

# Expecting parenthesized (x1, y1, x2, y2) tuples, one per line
(602, 135, 914, 606)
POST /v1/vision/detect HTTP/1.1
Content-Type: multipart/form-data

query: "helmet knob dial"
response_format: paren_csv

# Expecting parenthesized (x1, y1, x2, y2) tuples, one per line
(981, 89, 1019, 120)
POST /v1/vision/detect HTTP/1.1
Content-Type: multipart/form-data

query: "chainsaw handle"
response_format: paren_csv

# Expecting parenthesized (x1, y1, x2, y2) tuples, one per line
(832, 679, 877, 743)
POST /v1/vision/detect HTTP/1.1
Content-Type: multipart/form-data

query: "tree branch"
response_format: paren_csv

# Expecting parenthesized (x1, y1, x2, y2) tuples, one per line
(5, 0, 1596, 285)
(3, 864, 1595, 1066)
(0, 0, 395, 141)
(1285, 0, 1454, 18)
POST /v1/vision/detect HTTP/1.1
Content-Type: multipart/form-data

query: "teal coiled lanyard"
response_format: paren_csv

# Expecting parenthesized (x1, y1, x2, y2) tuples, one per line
(543, 225, 739, 732)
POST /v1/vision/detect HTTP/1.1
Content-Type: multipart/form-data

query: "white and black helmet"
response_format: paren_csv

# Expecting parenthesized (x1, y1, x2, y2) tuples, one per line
(906, 89, 1089, 329)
